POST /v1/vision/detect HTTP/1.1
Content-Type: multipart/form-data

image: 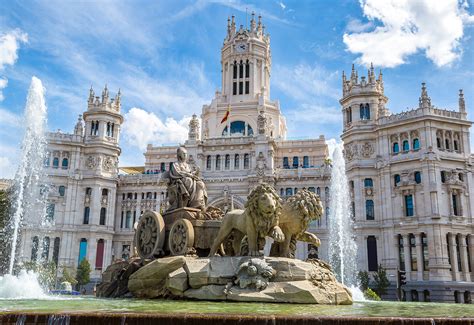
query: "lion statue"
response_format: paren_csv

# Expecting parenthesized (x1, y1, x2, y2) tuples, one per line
(270, 189, 323, 258)
(209, 183, 285, 256)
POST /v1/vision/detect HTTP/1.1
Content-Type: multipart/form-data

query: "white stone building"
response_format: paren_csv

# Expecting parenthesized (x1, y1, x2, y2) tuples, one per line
(18, 16, 473, 303)
(341, 65, 474, 302)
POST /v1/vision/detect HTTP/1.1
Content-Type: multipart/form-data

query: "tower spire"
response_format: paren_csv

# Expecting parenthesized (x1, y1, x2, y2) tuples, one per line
(459, 89, 466, 114)
(419, 82, 431, 109)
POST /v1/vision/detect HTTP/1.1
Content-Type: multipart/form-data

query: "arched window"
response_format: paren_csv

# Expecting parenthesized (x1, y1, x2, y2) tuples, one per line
(59, 186, 66, 197)
(102, 188, 108, 196)
(445, 138, 450, 150)
(325, 187, 330, 197)
(244, 154, 250, 169)
(308, 187, 315, 193)
(280, 188, 284, 196)
(409, 234, 417, 271)
(364, 178, 373, 188)
(283, 157, 289, 169)
(292, 157, 299, 168)
(78, 238, 87, 264)
(459, 173, 464, 182)
(126, 211, 132, 228)
(394, 174, 400, 186)
(53, 157, 59, 168)
(285, 188, 293, 196)
(239, 60, 243, 79)
(216, 155, 221, 170)
(441, 171, 446, 183)
(413, 138, 420, 150)
(95, 239, 105, 270)
(405, 195, 414, 216)
(398, 234, 405, 271)
(222, 121, 254, 136)
(83, 207, 90, 224)
(31, 236, 39, 261)
(90, 121, 95, 135)
(367, 236, 378, 271)
(393, 142, 399, 154)
(100, 207, 106, 225)
(402, 140, 409, 152)
(233, 60, 237, 79)
(360, 103, 370, 120)
(421, 233, 429, 271)
(225, 154, 230, 170)
(366, 200, 374, 220)
(106, 122, 111, 136)
(53, 237, 60, 266)
(61, 158, 69, 169)
(437, 137, 442, 149)
(365, 103, 370, 119)
(414, 171, 422, 184)
(316, 187, 321, 196)
(454, 140, 459, 151)
(359, 104, 364, 119)
(346, 107, 352, 124)
(206, 156, 211, 170)
(303, 156, 309, 168)
(41, 236, 50, 260)
(234, 154, 240, 169)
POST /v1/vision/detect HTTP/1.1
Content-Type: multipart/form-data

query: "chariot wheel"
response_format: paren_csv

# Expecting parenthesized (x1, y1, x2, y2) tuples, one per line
(168, 219, 195, 256)
(135, 210, 165, 259)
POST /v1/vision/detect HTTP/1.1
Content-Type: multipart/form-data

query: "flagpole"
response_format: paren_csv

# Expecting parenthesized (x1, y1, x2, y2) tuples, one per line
(227, 104, 231, 137)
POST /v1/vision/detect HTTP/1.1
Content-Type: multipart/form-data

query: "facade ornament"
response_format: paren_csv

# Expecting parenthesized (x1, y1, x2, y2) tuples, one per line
(74, 115, 84, 136)
(360, 142, 374, 158)
(86, 156, 97, 169)
(419, 82, 431, 109)
(255, 152, 266, 177)
(344, 143, 358, 161)
(188, 114, 200, 141)
(103, 156, 115, 172)
(459, 89, 466, 114)
(235, 258, 275, 291)
(257, 110, 267, 135)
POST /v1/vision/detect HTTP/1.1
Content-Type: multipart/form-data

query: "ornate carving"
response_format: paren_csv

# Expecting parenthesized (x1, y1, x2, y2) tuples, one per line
(235, 258, 275, 290)
(344, 143, 358, 161)
(188, 114, 200, 141)
(255, 152, 266, 177)
(257, 111, 267, 135)
(360, 142, 374, 158)
(103, 156, 115, 172)
(86, 155, 97, 169)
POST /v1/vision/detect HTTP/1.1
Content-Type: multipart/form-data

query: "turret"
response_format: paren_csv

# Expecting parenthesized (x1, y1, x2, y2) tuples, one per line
(418, 82, 431, 109)
(459, 89, 466, 115)
(83, 85, 123, 144)
(340, 64, 388, 130)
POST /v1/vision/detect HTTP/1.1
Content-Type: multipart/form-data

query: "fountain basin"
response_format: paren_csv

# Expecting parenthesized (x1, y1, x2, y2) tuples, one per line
(1, 298, 473, 324)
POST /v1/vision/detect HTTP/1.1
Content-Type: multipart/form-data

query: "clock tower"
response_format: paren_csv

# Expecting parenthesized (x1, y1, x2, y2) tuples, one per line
(200, 14, 286, 140)
(221, 13, 271, 102)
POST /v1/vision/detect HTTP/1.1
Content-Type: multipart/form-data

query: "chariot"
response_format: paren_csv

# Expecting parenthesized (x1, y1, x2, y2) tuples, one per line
(133, 207, 222, 259)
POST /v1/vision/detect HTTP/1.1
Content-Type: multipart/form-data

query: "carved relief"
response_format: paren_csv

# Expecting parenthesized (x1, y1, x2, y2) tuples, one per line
(86, 155, 97, 169)
(360, 142, 374, 158)
(103, 155, 115, 172)
(344, 143, 358, 161)
(255, 152, 266, 177)
(257, 111, 267, 135)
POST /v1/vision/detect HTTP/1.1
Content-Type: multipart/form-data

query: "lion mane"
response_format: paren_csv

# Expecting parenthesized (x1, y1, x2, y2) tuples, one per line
(245, 183, 282, 236)
(285, 189, 323, 236)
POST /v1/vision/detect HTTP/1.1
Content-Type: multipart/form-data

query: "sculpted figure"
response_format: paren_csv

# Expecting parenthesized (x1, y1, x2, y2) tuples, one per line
(270, 189, 323, 258)
(209, 183, 285, 256)
(165, 147, 208, 212)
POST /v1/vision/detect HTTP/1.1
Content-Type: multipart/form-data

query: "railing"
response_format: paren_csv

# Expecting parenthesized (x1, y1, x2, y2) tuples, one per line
(378, 106, 464, 125)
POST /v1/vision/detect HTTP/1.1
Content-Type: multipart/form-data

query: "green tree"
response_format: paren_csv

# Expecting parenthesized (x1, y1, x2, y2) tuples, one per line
(22, 261, 57, 290)
(0, 187, 13, 274)
(373, 264, 391, 297)
(76, 259, 91, 290)
(61, 266, 78, 286)
(357, 270, 370, 291)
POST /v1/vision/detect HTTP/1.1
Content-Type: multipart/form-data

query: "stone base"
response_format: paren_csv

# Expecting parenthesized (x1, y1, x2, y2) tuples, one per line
(123, 256, 352, 305)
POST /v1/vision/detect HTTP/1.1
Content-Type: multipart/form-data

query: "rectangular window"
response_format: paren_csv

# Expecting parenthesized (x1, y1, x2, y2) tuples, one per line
(239, 63, 243, 78)
(233, 64, 237, 79)
(409, 234, 417, 271)
(46, 203, 55, 222)
(233, 82, 237, 95)
(245, 81, 249, 94)
(422, 234, 429, 271)
(366, 200, 374, 220)
(452, 194, 460, 216)
(367, 236, 378, 271)
(245, 63, 249, 78)
(239, 82, 243, 95)
(398, 235, 405, 271)
(405, 195, 414, 217)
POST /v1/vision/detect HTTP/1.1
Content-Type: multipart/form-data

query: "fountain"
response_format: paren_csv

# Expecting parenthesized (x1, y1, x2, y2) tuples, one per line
(327, 142, 360, 295)
(1, 77, 49, 297)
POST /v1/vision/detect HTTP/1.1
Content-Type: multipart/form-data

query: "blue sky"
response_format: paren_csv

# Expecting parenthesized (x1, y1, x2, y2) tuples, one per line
(0, 0, 473, 178)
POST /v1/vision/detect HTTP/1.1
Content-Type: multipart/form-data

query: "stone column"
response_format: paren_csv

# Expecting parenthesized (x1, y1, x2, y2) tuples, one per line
(403, 234, 411, 280)
(459, 234, 471, 281)
(415, 234, 424, 280)
(448, 232, 460, 281)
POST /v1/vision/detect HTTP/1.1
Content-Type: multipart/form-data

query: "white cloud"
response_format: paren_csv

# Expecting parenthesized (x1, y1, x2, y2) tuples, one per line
(343, 0, 474, 68)
(279, 2, 286, 10)
(122, 107, 194, 151)
(345, 18, 374, 33)
(0, 29, 28, 101)
(273, 63, 339, 102)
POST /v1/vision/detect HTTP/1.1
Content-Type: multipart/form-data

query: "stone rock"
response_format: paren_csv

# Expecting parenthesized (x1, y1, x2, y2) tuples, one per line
(227, 280, 351, 304)
(185, 256, 243, 288)
(96, 259, 141, 298)
(128, 256, 186, 298)
(166, 267, 188, 296)
(183, 284, 227, 301)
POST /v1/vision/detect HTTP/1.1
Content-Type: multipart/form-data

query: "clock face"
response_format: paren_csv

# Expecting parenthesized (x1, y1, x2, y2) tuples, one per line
(235, 42, 247, 53)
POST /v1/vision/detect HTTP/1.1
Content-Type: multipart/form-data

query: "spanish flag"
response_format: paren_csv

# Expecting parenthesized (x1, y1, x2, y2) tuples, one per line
(221, 105, 231, 124)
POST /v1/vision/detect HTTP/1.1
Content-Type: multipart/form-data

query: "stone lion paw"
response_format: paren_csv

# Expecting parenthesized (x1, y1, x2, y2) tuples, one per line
(271, 227, 285, 242)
